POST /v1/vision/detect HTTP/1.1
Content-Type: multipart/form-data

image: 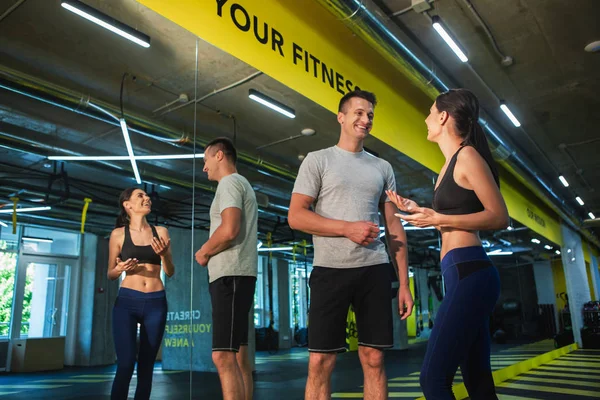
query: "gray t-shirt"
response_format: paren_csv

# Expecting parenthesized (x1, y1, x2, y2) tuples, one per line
(292, 145, 395, 268)
(207, 173, 258, 283)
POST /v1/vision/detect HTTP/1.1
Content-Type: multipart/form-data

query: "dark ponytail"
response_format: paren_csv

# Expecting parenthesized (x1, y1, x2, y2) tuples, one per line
(115, 187, 137, 228)
(435, 89, 499, 187)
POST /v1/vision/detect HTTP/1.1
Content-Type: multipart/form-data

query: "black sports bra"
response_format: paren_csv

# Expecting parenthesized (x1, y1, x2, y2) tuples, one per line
(119, 225, 162, 265)
(432, 146, 485, 215)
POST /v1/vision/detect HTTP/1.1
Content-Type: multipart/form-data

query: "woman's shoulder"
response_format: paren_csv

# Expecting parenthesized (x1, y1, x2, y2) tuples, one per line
(110, 226, 125, 239)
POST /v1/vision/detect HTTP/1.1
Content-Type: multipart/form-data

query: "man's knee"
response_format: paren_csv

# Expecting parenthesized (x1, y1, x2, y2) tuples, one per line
(212, 351, 237, 369)
(358, 346, 384, 369)
(308, 352, 336, 375)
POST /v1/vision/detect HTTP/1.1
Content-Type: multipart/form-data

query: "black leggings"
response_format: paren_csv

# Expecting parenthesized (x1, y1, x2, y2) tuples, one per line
(111, 288, 167, 400)
(420, 246, 500, 400)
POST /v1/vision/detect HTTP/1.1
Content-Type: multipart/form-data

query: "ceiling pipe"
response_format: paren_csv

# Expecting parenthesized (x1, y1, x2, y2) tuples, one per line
(315, 0, 599, 249)
(0, 64, 297, 183)
(0, 0, 26, 23)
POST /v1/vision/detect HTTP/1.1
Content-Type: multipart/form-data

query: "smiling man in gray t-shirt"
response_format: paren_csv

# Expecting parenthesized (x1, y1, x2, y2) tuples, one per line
(288, 90, 413, 400)
(195, 137, 257, 400)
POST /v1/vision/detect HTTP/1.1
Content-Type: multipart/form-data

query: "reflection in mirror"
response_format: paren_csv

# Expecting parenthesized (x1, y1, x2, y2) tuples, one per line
(0, 1, 199, 397)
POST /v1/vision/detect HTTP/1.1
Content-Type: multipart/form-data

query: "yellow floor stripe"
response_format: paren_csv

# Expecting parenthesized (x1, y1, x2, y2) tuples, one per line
(387, 382, 421, 388)
(564, 353, 600, 357)
(414, 342, 579, 400)
(548, 360, 600, 368)
(525, 369, 600, 379)
(563, 357, 600, 361)
(34, 379, 112, 383)
(536, 365, 600, 374)
(332, 392, 424, 398)
(515, 375, 600, 387)
(389, 376, 421, 381)
(497, 382, 600, 397)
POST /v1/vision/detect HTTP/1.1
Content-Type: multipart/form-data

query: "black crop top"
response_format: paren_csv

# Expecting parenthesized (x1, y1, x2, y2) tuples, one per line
(119, 225, 162, 265)
(432, 146, 485, 215)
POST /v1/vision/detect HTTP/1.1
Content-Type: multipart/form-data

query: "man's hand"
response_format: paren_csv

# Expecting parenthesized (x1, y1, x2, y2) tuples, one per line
(343, 221, 380, 246)
(195, 248, 209, 267)
(397, 285, 414, 320)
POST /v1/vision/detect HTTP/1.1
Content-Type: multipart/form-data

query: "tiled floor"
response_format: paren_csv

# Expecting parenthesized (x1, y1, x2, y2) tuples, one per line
(0, 340, 598, 399)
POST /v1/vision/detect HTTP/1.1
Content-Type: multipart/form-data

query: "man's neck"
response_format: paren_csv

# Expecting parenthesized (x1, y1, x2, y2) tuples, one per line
(336, 135, 363, 153)
(216, 166, 238, 182)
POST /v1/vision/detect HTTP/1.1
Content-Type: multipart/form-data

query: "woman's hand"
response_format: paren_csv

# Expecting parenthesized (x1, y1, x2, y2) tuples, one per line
(115, 257, 138, 272)
(151, 236, 171, 257)
(385, 190, 419, 212)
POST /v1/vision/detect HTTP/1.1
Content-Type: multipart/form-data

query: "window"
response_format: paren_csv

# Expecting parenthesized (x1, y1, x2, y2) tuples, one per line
(22, 226, 80, 257)
(0, 237, 18, 338)
(254, 257, 266, 327)
(289, 262, 311, 330)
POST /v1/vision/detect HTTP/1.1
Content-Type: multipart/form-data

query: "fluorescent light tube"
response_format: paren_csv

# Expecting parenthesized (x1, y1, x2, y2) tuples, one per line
(249, 89, 295, 119)
(555, 250, 561, 255)
(0, 220, 7, 227)
(48, 153, 204, 161)
(432, 16, 468, 62)
(22, 236, 54, 243)
(531, 238, 541, 244)
(576, 196, 584, 206)
(500, 103, 521, 127)
(544, 245, 553, 250)
(558, 175, 569, 187)
(61, 1, 150, 48)
(0, 206, 52, 214)
(257, 246, 294, 252)
(120, 119, 141, 184)
(589, 212, 596, 220)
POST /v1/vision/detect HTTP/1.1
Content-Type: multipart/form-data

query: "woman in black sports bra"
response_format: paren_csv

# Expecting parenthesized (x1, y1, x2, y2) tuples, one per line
(107, 187, 175, 400)
(386, 89, 508, 400)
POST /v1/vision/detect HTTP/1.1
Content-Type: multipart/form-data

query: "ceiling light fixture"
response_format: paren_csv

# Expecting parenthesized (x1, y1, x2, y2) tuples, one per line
(48, 153, 204, 161)
(119, 119, 141, 184)
(257, 246, 294, 252)
(487, 251, 513, 256)
(248, 89, 295, 119)
(0, 221, 8, 228)
(544, 245, 553, 250)
(555, 250, 561, 255)
(558, 175, 569, 187)
(531, 238, 541, 244)
(431, 16, 468, 62)
(500, 102, 521, 127)
(0, 206, 52, 214)
(589, 212, 596, 220)
(576, 196, 584, 206)
(22, 236, 54, 243)
(61, 0, 151, 48)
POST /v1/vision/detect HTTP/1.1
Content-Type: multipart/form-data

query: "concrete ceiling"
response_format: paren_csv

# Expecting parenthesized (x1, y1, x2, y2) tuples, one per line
(377, 0, 600, 228)
(0, 0, 586, 263)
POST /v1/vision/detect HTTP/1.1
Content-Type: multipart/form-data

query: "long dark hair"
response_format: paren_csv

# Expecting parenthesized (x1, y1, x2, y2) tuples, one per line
(435, 88, 499, 186)
(115, 187, 137, 228)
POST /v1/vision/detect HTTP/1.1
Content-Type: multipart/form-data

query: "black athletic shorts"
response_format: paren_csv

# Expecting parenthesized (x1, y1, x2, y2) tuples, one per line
(308, 263, 393, 353)
(209, 275, 256, 352)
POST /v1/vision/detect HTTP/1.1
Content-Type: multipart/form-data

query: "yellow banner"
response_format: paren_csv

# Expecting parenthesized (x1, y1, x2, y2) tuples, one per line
(500, 167, 562, 245)
(138, 0, 562, 243)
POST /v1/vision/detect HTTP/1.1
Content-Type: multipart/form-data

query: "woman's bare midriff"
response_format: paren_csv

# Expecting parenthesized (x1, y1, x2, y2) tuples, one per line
(439, 228, 482, 260)
(120, 263, 165, 293)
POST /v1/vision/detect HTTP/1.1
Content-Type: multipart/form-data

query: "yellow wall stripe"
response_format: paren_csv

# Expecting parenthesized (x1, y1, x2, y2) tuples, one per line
(137, 0, 563, 243)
